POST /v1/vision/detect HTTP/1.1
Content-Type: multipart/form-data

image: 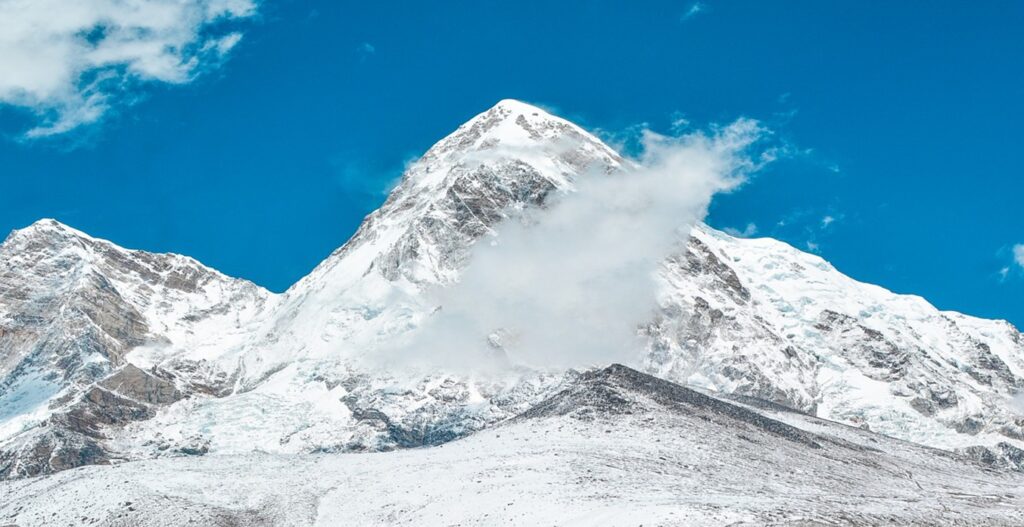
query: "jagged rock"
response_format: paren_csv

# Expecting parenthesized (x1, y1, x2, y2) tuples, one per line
(99, 365, 182, 406)
(957, 442, 1024, 471)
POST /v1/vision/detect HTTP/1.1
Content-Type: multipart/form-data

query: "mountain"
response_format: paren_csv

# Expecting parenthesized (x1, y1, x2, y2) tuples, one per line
(1, 99, 1023, 484)
(0, 220, 275, 477)
(2, 364, 1022, 526)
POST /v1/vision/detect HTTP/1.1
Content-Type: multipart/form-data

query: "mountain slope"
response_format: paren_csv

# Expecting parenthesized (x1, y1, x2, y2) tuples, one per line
(649, 224, 1024, 450)
(0, 100, 1022, 479)
(233, 99, 1023, 453)
(0, 220, 275, 478)
(2, 365, 1022, 526)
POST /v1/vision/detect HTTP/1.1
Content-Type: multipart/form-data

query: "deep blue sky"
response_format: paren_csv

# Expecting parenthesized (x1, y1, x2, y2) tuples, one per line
(1, 1, 1022, 326)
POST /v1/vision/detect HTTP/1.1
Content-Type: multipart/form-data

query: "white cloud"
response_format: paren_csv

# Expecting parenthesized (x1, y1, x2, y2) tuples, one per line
(1015, 244, 1024, 269)
(384, 118, 771, 371)
(669, 111, 690, 133)
(821, 215, 836, 228)
(681, 2, 706, 21)
(0, 0, 257, 137)
(357, 42, 376, 61)
(724, 223, 758, 238)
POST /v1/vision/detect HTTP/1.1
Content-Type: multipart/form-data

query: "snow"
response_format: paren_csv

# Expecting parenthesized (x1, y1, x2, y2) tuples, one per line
(2, 99, 1024, 486)
(0, 373, 62, 443)
(4, 369, 1024, 526)
(686, 224, 1024, 449)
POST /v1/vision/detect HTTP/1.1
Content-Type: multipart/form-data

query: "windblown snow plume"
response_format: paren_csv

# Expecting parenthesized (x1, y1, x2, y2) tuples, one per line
(390, 119, 772, 371)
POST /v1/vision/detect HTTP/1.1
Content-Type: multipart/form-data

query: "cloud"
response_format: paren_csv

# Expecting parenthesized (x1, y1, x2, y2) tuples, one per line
(669, 111, 691, 133)
(681, 2, 706, 21)
(593, 121, 652, 158)
(0, 0, 257, 137)
(821, 215, 836, 228)
(724, 223, 758, 238)
(382, 118, 771, 372)
(357, 42, 376, 61)
(995, 244, 1024, 282)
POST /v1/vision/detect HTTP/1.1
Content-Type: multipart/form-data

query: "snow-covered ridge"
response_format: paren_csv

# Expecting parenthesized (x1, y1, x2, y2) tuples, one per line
(665, 224, 1024, 450)
(1, 100, 1022, 480)
(0, 218, 276, 477)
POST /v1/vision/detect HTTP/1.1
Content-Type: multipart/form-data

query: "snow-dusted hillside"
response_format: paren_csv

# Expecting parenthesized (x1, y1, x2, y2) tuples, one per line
(1, 99, 1023, 483)
(2, 365, 1022, 526)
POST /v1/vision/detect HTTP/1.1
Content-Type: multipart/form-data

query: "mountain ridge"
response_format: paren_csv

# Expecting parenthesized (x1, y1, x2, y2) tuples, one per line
(1, 99, 1022, 481)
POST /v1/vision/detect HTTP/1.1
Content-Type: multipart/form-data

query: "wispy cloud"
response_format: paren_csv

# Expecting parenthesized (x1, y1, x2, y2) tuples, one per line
(357, 42, 376, 62)
(669, 111, 691, 134)
(593, 121, 652, 158)
(681, 2, 707, 21)
(725, 222, 758, 238)
(995, 243, 1023, 283)
(0, 0, 258, 138)
(770, 208, 845, 255)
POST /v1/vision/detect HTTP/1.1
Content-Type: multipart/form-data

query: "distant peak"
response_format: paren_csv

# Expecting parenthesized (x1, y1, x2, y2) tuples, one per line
(416, 99, 616, 163)
(1, 219, 95, 255)
(490, 98, 552, 116)
(29, 218, 67, 229)
(14, 218, 89, 239)
(477, 99, 566, 130)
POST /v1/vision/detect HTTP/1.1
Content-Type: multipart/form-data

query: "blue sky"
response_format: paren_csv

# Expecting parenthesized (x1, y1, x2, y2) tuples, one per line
(0, 1, 1022, 326)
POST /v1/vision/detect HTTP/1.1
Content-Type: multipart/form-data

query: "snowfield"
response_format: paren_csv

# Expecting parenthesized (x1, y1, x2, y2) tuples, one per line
(2, 366, 1022, 526)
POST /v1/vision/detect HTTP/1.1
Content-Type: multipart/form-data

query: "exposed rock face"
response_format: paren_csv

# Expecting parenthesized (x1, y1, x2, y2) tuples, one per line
(1, 100, 1023, 480)
(100, 364, 183, 406)
(957, 442, 1024, 472)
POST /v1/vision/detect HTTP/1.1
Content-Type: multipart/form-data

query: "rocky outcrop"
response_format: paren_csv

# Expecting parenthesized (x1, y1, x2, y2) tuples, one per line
(957, 442, 1024, 472)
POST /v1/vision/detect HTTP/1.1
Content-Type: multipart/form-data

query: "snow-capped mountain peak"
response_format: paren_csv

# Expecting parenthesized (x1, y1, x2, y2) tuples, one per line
(281, 99, 626, 321)
(2, 100, 1023, 483)
(413, 98, 621, 178)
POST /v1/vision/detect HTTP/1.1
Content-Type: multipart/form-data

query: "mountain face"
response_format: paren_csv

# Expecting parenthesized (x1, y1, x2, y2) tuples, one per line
(1, 100, 1023, 481)
(0, 220, 274, 477)
(3, 364, 1022, 527)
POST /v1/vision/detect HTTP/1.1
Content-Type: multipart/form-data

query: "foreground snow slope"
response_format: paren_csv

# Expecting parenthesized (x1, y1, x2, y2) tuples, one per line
(2, 365, 1022, 527)
(1, 99, 1023, 479)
